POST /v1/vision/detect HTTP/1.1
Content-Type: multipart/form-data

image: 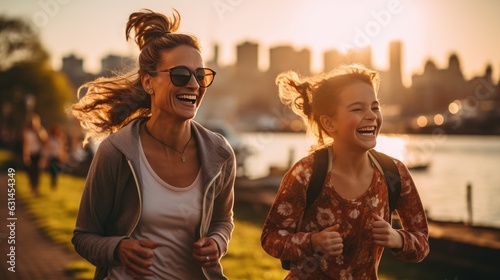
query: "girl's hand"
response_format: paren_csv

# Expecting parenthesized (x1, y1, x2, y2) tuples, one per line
(311, 224, 343, 256)
(371, 213, 403, 249)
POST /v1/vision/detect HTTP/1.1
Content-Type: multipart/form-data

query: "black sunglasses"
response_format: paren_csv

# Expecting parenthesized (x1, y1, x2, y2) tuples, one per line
(149, 66, 216, 88)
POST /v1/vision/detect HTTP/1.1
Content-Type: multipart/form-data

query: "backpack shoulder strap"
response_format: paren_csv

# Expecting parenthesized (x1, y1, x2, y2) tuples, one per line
(282, 147, 329, 270)
(305, 147, 329, 210)
(369, 150, 401, 212)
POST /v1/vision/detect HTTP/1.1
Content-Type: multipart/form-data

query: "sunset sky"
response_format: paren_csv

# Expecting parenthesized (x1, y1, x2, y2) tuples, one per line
(2, 0, 499, 86)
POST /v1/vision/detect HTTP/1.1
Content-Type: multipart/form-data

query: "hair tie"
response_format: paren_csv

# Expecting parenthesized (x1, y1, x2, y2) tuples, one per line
(158, 31, 171, 37)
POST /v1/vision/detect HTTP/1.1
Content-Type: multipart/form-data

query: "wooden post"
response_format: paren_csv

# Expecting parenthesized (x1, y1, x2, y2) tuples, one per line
(466, 183, 473, 225)
(287, 147, 295, 169)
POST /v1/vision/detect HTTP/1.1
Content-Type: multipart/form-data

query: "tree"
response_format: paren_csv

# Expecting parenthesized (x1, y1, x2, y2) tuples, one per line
(0, 15, 74, 146)
(0, 15, 48, 71)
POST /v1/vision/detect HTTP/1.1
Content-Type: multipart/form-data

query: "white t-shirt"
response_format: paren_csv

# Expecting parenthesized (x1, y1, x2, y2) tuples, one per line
(24, 129, 42, 154)
(108, 141, 205, 280)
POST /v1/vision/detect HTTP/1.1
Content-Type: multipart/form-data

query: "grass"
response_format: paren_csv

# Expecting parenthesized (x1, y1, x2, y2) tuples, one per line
(0, 149, 15, 169)
(15, 172, 96, 279)
(221, 218, 287, 280)
(0, 149, 14, 162)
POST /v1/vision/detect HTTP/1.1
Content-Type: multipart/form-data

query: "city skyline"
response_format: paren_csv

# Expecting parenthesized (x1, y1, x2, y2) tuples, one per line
(2, 0, 500, 87)
(62, 39, 494, 88)
(59, 37, 499, 135)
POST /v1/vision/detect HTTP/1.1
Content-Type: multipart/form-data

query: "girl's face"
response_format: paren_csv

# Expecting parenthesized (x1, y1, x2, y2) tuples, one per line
(324, 81, 382, 151)
(144, 45, 207, 121)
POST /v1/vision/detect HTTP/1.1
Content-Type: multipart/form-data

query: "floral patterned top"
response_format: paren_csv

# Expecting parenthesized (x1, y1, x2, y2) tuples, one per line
(261, 151, 429, 280)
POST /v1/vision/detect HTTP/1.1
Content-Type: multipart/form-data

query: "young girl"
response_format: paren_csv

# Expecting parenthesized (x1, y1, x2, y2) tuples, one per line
(261, 65, 429, 279)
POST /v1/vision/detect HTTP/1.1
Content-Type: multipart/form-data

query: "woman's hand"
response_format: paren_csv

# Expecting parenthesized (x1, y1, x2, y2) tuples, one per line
(117, 239, 160, 278)
(193, 237, 220, 268)
(311, 224, 343, 256)
(371, 213, 403, 249)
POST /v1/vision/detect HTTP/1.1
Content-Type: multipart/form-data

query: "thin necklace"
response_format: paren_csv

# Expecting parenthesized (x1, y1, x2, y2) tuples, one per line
(143, 124, 192, 163)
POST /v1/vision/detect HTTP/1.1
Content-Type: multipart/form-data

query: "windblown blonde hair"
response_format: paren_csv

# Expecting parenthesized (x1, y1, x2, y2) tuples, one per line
(71, 9, 201, 145)
(276, 64, 380, 152)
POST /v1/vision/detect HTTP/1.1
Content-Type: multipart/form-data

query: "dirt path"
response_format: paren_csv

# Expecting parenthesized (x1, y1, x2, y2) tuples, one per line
(0, 174, 80, 280)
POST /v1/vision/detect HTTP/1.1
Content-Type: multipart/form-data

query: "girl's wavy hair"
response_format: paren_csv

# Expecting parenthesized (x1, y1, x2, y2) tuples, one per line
(276, 64, 380, 152)
(71, 9, 201, 145)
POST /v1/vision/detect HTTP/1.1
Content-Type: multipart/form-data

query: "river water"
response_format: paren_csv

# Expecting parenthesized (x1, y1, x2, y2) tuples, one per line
(240, 132, 500, 228)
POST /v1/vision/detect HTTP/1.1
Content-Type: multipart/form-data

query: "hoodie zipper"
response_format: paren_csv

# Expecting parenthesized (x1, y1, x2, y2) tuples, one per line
(199, 170, 221, 237)
(127, 160, 142, 236)
(200, 170, 221, 279)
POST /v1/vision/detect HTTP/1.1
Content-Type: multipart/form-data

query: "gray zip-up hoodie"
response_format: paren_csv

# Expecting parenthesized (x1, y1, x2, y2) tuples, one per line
(72, 118, 236, 280)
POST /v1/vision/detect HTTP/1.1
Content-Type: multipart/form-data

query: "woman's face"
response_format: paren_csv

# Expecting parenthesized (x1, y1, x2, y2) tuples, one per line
(146, 45, 207, 121)
(325, 81, 382, 151)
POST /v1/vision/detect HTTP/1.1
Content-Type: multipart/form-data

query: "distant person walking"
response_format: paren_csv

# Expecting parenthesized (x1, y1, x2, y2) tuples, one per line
(45, 124, 67, 189)
(22, 114, 48, 196)
(261, 64, 430, 279)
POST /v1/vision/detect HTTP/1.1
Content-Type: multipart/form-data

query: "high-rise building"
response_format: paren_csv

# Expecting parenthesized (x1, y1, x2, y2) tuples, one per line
(100, 54, 135, 77)
(60, 54, 96, 93)
(388, 41, 403, 90)
(236, 41, 259, 74)
(323, 49, 346, 72)
(269, 46, 311, 76)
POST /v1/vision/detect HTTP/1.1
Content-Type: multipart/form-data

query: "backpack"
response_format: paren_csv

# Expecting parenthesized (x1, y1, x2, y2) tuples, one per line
(281, 147, 402, 270)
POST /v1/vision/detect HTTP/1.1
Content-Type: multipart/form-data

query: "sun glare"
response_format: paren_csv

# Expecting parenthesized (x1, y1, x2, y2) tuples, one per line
(416, 116, 428, 128)
(434, 114, 444, 126)
(376, 135, 407, 160)
(448, 100, 461, 114)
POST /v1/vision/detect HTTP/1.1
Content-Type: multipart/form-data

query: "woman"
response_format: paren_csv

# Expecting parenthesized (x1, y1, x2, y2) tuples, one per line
(22, 113, 47, 196)
(45, 124, 67, 189)
(71, 9, 236, 280)
(261, 65, 429, 279)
